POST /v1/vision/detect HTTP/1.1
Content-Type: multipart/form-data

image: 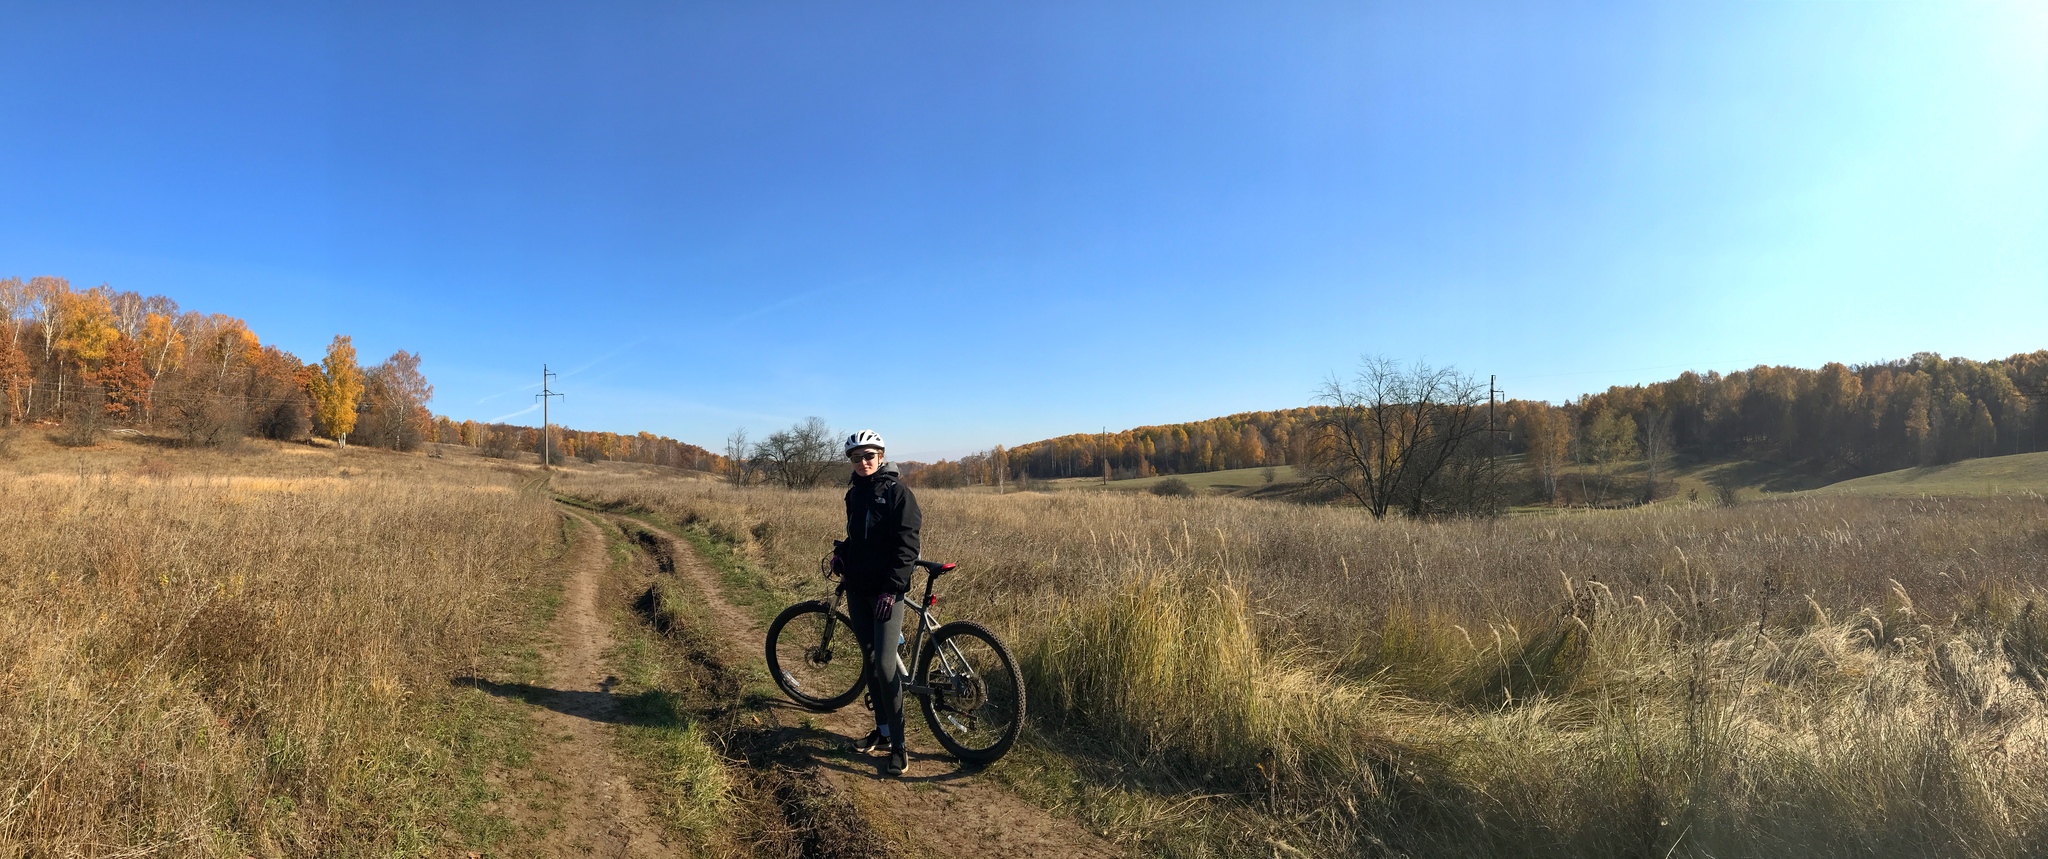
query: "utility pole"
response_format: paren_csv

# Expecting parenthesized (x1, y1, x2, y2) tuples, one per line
(1489, 375, 1500, 446)
(536, 365, 563, 469)
(1486, 375, 1511, 449)
(1487, 374, 1509, 510)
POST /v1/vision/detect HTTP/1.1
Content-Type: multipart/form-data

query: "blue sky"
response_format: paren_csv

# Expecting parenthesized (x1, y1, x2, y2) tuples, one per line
(3, 2, 2044, 460)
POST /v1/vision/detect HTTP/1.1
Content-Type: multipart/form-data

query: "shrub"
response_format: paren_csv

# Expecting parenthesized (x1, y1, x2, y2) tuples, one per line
(1150, 476, 1195, 497)
(479, 429, 521, 460)
(135, 456, 172, 480)
(53, 387, 107, 448)
(171, 390, 248, 448)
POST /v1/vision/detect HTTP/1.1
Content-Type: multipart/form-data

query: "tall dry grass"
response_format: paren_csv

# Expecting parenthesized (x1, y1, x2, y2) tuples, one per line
(0, 444, 558, 857)
(557, 471, 2048, 858)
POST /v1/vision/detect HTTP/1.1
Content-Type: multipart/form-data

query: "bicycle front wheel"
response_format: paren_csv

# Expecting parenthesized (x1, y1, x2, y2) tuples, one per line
(766, 600, 866, 711)
(916, 621, 1025, 763)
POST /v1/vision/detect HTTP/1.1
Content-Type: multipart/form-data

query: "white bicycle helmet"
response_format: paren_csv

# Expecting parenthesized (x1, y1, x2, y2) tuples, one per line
(845, 429, 886, 455)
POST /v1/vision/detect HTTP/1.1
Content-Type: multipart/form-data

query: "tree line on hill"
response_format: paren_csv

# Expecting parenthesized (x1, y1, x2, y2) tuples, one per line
(0, 275, 725, 471)
(1515, 352, 2048, 472)
(903, 351, 2048, 511)
(436, 416, 721, 471)
(0, 276, 431, 448)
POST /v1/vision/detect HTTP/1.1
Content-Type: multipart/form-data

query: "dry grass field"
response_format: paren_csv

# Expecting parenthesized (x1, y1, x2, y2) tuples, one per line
(0, 430, 560, 857)
(556, 470, 2048, 858)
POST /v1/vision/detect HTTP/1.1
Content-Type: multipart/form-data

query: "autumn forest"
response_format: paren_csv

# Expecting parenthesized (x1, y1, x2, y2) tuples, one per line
(0, 276, 718, 470)
(907, 351, 2048, 497)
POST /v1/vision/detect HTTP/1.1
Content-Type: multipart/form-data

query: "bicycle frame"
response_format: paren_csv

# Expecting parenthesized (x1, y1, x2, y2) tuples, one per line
(820, 567, 978, 700)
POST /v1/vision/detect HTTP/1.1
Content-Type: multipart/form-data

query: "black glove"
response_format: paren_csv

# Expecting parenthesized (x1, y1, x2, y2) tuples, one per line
(874, 593, 895, 621)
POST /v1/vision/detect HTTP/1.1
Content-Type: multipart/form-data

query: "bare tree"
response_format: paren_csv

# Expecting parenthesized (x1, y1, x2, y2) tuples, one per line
(724, 427, 752, 487)
(1638, 408, 1675, 504)
(753, 417, 838, 489)
(354, 350, 434, 451)
(0, 277, 25, 347)
(1304, 356, 1490, 518)
(1578, 407, 1637, 506)
(107, 289, 148, 339)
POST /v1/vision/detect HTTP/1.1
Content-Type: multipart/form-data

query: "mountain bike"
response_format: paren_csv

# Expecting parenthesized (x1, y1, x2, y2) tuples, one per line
(765, 558, 1025, 763)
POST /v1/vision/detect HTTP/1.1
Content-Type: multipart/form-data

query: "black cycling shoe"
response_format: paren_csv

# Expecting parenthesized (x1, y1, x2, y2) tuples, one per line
(854, 730, 888, 755)
(884, 746, 908, 777)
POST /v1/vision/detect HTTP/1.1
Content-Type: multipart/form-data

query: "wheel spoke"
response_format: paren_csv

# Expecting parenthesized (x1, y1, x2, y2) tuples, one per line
(920, 623, 1022, 761)
(768, 603, 865, 711)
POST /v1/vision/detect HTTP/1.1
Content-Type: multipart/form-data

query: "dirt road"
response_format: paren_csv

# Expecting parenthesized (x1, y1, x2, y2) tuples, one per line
(611, 514, 1121, 859)
(485, 511, 672, 858)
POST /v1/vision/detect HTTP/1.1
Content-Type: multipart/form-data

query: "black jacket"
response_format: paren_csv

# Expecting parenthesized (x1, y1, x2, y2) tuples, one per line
(841, 463, 922, 595)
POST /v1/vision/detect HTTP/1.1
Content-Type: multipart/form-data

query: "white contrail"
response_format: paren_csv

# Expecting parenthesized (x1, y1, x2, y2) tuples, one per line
(488, 403, 540, 423)
(476, 381, 542, 404)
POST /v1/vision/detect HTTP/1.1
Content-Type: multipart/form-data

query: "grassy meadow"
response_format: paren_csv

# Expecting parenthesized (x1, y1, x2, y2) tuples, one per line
(1044, 464, 1304, 495)
(556, 469, 2048, 858)
(0, 430, 561, 857)
(1809, 451, 2048, 498)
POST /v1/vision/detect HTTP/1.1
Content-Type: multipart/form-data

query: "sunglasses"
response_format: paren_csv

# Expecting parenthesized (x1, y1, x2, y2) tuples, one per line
(849, 451, 882, 462)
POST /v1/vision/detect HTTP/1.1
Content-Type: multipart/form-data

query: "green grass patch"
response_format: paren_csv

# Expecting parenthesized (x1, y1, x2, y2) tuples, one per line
(989, 737, 1281, 859)
(1046, 464, 1303, 495)
(1806, 450, 2048, 497)
(590, 505, 743, 843)
(673, 527, 790, 627)
(608, 617, 735, 838)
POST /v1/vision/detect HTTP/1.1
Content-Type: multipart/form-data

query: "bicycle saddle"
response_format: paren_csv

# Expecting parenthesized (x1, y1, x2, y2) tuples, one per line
(914, 560, 957, 575)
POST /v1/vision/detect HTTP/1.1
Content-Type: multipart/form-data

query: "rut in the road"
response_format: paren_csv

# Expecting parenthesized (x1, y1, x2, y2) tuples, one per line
(622, 524, 890, 859)
(609, 513, 1122, 859)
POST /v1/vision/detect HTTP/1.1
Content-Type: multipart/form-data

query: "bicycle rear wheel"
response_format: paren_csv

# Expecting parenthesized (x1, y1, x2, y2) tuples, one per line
(766, 600, 866, 711)
(916, 621, 1025, 763)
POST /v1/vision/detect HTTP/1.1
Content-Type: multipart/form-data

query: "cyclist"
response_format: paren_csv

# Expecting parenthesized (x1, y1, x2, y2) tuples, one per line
(832, 429, 922, 777)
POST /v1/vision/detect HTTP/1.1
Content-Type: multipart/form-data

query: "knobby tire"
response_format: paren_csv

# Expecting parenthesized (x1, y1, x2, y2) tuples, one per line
(766, 600, 866, 711)
(916, 621, 1025, 763)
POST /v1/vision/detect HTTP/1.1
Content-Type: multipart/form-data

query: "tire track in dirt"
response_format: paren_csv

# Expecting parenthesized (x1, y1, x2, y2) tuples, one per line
(610, 514, 1122, 859)
(494, 511, 671, 858)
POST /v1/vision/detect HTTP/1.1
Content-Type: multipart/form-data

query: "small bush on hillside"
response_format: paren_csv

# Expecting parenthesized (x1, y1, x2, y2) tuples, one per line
(1150, 477, 1195, 497)
(52, 388, 107, 448)
(170, 390, 248, 449)
(0, 428, 16, 460)
(134, 456, 172, 480)
(251, 392, 313, 442)
(479, 430, 521, 460)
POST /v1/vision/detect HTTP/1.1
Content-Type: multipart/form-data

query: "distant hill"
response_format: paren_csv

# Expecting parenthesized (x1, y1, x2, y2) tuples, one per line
(1806, 451, 2048, 498)
(961, 351, 2048, 507)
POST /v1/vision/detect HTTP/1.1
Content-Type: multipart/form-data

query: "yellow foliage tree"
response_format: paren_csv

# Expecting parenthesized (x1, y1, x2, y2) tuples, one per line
(306, 335, 363, 446)
(137, 312, 186, 423)
(55, 289, 120, 368)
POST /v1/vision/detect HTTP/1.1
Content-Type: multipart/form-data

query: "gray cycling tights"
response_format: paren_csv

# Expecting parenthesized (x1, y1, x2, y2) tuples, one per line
(848, 590, 907, 745)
